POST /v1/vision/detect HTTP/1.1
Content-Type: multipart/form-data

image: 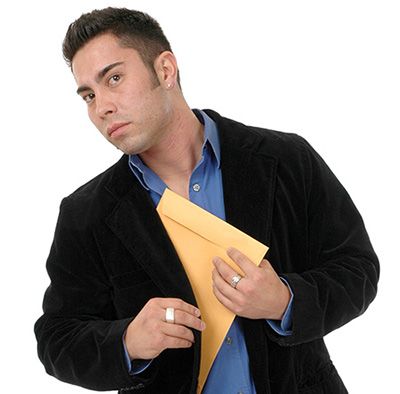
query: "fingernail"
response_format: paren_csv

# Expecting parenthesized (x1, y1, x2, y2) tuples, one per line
(195, 309, 201, 317)
(201, 321, 206, 330)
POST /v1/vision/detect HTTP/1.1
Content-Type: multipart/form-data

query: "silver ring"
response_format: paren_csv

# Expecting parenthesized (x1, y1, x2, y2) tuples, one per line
(165, 307, 175, 324)
(230, 274, 242, 289)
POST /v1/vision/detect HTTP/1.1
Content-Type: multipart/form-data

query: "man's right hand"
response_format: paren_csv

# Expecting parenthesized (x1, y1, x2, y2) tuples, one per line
(124, 298, 206, 361)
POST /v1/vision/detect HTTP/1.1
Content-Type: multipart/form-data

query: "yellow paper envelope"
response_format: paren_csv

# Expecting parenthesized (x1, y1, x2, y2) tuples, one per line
(156, 188, 268, 393)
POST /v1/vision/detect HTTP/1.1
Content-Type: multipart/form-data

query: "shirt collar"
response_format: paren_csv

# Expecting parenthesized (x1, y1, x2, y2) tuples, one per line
(193, 109, 221, 168)
(128, 109, 221, 191)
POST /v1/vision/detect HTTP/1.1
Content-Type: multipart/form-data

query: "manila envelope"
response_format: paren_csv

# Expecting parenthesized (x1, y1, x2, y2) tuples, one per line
(156, 188, 268, 393)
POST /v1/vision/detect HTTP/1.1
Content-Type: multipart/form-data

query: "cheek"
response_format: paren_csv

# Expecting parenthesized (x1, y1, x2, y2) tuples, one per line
(87, 108, 102, 130)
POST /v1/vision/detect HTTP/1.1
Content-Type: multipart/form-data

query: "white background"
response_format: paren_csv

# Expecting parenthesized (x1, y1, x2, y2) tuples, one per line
(1, 0, 399, 392)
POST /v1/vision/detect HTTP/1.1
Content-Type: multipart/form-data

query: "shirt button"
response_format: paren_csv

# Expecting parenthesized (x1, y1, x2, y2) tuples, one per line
(192, 183, 201, 192)
(226, 336, 233, 345)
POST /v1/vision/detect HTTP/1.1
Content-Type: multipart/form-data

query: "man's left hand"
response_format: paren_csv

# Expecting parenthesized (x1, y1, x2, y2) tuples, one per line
(212, 247, 291, 320)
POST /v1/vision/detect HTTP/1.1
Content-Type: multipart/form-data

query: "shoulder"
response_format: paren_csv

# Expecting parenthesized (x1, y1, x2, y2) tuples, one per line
(58, 155, 131, 228)
(204, 109, 317, 164)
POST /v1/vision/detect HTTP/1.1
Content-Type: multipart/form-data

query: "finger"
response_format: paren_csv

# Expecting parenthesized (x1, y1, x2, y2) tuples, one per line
(259, 258, 272, 270)
(212, 282, 236, 313)
(172, 309, 206, 332)
(212, 256, 244, 286)
(212, 267, 240, 301)
(227, 247, 259, 274)
(161, 335, 194, 351)
(161, 321, 196, 343)
(152, 297, 201, 317)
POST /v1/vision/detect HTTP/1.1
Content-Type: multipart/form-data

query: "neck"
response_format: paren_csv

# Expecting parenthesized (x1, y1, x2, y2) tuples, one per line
(139, 104, 204, 193)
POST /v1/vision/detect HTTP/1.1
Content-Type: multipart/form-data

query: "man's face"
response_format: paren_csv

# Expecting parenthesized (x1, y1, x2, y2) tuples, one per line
(72, 33, 173, 155)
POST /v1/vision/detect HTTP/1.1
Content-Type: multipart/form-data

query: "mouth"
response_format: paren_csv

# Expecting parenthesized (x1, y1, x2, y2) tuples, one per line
(107, 122, 131, 137)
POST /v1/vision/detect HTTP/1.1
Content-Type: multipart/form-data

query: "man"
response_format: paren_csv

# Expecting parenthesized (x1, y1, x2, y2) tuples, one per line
(34, 7, 379, 394)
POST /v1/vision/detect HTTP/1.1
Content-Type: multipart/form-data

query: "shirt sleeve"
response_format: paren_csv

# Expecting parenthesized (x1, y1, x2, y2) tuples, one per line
(122, 333, 153, 375)
(266, 277, 293, 336)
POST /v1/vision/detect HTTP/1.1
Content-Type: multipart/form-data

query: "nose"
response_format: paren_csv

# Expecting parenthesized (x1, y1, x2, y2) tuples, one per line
(95, 92, 117, 118)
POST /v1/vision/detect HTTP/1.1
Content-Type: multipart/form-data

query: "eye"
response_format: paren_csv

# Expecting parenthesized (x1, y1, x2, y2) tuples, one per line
(82, 93, 95, 104)
(109, 74, 121, 86)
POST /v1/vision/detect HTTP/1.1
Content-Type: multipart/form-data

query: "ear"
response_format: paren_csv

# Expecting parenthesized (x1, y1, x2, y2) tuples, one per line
(154, 51, 179, 89)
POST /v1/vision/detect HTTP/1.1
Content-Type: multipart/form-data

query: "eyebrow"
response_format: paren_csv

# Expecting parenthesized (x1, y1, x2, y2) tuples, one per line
(76, 61, 124, 95)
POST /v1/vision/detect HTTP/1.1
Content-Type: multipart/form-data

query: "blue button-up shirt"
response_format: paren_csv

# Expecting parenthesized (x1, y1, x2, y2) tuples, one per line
(126, 109, 293, 393)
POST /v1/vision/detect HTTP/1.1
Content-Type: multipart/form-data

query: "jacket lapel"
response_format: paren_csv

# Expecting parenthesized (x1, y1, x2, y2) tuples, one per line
(104, 156, 197, 305)
(206, 110, 278, 249)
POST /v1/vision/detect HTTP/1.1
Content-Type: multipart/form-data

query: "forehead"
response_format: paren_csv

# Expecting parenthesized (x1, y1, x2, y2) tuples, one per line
(72, 33, 144, 83)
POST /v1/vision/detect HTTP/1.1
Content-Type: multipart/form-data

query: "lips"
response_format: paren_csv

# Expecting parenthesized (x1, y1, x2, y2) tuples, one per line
(107, 122, 130, 137)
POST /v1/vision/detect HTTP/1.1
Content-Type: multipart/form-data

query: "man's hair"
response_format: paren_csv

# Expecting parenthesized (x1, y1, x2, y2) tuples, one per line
(62, 7, 180, 85)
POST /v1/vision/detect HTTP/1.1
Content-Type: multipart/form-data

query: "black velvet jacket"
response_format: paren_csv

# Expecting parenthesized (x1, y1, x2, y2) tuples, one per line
(35, 110, 379, 393)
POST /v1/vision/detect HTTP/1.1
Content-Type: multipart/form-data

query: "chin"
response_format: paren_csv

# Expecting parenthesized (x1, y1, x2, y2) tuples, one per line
(114, 136, 150, 156)
(118, 144, 142, 156)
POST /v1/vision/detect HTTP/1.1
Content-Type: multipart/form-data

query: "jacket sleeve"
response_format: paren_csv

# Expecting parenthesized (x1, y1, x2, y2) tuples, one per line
(34, 198, 157, 391)
(267, 136, 379, 346)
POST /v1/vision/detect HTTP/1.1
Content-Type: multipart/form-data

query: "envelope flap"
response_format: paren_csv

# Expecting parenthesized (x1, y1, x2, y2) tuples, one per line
(157, 189, 268, 265)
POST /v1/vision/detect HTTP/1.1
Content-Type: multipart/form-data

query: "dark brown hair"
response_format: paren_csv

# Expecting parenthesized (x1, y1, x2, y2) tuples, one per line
(63, 7, 180, 84)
